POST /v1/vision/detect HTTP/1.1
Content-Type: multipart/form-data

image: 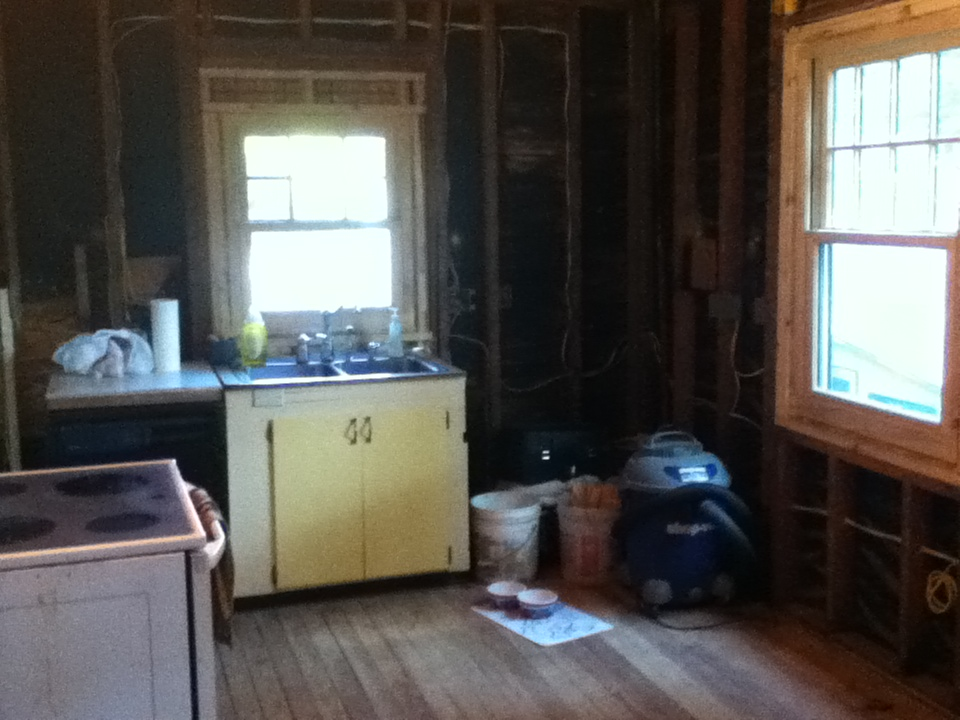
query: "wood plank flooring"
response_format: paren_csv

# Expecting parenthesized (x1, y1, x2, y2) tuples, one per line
(216, 580, 952, 720)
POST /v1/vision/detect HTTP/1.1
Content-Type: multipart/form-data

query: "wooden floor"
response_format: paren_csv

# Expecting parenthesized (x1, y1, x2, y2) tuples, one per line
(216, 580, 952, 720)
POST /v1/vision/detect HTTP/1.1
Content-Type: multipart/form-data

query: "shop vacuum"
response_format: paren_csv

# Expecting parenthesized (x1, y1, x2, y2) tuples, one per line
(617, 431, 757, 609)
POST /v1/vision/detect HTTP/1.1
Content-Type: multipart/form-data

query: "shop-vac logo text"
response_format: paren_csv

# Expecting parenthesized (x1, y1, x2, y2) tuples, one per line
(665, 522, 714, 536)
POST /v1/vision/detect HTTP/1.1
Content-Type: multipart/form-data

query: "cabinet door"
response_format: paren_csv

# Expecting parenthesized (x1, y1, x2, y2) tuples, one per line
(273, 414, 364, 589)
(362, 406, 452, 578)
(0, 554, 191, 720)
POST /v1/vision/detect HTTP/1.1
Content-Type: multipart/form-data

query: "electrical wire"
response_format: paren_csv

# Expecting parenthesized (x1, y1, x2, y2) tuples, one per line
(726, 316, 764, 431)
(926, 561, 957, 615)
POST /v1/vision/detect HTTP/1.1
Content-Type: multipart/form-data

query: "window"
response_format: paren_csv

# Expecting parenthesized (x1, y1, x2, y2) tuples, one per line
(201, 70, 427, 343)
(778, 1, 960, 478)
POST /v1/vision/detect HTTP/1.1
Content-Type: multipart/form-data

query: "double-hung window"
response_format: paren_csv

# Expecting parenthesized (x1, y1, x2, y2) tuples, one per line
(777, 0, 960, 478)
(201, 70, 427, 343)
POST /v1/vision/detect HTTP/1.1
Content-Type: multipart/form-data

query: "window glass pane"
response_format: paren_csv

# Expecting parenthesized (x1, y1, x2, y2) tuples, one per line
(246, 179, 291, 221)
(827, 149, 858, 229)
(290, 136, 346, 221)
(858, 147, 894, 229)
(244, 136, 290, 178)
(817, 243, 946, 422)
(345, 179, 388, 223)
(894, 145, 933, 231)
(896, 54, 932, 142)
(938, 48, 960, 138)
(935, 143, 960, 232)
(249, 229, 392, 312)
(831, 67, 857, 147)
(344, 137, 388, 222)
(860, 61, 893, 144)
(344, 136, 386, 178)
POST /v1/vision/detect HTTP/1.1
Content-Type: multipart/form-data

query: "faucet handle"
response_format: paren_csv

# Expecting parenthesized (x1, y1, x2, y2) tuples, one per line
(295, 334, 311, 364)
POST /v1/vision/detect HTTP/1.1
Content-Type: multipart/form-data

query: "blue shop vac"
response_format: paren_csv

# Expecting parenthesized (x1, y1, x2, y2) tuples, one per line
(617, 431, 757, 609)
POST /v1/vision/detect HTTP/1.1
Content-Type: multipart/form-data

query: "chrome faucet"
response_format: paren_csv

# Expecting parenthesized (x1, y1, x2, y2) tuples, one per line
(295, 333, 333, 364)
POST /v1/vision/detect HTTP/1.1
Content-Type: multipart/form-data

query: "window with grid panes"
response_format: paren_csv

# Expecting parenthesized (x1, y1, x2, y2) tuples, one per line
(201, 70, 427, 343)
(777, 0, 960, 479)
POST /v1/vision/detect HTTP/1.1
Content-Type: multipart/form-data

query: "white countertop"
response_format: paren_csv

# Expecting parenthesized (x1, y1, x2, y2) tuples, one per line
(45, 362, 223, 411)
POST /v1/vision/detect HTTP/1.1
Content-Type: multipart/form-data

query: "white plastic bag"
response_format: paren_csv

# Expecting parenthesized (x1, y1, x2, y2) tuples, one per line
(53, 329, 155, 376)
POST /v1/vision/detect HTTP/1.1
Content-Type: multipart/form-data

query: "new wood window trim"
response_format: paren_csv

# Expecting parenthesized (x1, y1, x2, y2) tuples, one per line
(201, 68, 428, 343)
(776, 0, 960, 483)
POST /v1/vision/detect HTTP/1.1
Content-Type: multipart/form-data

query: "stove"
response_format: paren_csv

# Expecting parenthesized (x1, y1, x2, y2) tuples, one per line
(0, 459, 216, 719)
(0, 459, 205, 571)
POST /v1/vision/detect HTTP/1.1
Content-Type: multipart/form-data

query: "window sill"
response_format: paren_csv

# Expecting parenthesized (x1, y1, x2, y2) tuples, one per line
(777, 414, 959, 491)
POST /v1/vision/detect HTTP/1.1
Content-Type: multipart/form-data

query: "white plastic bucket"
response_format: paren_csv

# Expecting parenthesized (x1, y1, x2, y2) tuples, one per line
(470, 491, 541, 583)
(557, 501, 620, 585)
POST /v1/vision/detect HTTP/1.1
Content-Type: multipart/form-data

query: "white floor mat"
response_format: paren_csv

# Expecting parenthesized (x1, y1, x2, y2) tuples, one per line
(472, 602, 613, 647)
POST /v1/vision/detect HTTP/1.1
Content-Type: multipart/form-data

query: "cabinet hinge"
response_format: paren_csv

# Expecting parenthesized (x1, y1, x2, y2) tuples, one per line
(266, 423, 273, 442)
(445, 410, 450, 430)
(448, 546, 453, 567)
(271, 564, 278, 587)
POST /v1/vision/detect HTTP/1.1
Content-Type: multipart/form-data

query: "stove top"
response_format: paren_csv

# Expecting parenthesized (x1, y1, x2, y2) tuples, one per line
(0, 460, 205, 571)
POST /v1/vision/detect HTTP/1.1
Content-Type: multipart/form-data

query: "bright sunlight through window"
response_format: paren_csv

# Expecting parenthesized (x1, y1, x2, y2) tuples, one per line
(243, 133, 392, 312)
(813, 48, 960, 422)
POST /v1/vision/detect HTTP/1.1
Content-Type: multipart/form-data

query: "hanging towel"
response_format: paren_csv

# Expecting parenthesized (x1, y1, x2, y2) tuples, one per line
(188, 483, 235, 645)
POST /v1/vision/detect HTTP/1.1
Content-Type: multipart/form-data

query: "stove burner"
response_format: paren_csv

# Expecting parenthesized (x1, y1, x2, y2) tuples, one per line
(56, 473, 149, 497)
(0, 516, 56, 545)
(0, 482, 26, 497)
(86, 512, 159, 534)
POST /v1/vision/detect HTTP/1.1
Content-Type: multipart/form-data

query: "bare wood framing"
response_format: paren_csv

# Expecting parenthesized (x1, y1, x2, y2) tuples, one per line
(175, 0, 212, 356)
(0, 2, 19, 325)
(96, 0, 129, 327)
(394, 0, 409, 41)
(763, 10, 786, 577)
(0, 288, 18, 470)
(299, 0, 313, 40)
(772, 436, 800, 603)
(897, 483, 926, 673)
(427, 1, 449, 359)
(715, 0, 747, 458)
(200, 38, 432, 73)
(670, 1, 699, 430)
(566, 7, 583, 421)
(200, 0, 215, 37)
(825, 456, 855, 628)
(481, 2, 501, 430)
(626, 0, 655, 435)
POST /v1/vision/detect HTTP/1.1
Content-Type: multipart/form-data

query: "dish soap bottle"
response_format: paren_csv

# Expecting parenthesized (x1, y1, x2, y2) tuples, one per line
(385, 307, 404, 358)
(240, 305, 268, 367)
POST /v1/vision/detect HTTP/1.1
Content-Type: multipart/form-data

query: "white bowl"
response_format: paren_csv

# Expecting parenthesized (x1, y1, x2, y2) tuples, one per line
(517, 588, 559, 618)
(487, 581, 526, 609)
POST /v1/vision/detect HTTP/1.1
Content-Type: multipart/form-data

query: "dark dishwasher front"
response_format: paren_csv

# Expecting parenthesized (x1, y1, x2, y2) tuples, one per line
(45, 403, 227, 514)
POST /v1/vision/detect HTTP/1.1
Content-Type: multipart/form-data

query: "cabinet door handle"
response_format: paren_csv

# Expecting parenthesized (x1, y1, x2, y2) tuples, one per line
(360, 416, 372, 444)
(345, 418, 358, 445)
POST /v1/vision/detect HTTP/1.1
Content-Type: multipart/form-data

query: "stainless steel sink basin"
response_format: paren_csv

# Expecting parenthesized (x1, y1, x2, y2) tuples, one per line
(217, 354, 458, 388)
(333, 356, 445, 376)
(246, 360, 343, 383)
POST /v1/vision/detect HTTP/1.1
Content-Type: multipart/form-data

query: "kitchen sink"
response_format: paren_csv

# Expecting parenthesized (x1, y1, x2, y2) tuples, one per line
(333, 356, 445, 376)
(217, 354, 458, 388)
(246, 360, 343, 383)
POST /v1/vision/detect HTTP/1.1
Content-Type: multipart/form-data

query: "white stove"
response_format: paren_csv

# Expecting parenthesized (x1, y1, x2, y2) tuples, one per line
(0, 459, 205, 570)
(0, 459, 218, 720)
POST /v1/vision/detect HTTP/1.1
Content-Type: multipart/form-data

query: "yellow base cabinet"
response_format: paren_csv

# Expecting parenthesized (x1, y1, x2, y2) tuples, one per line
(225, 376, 469, 598)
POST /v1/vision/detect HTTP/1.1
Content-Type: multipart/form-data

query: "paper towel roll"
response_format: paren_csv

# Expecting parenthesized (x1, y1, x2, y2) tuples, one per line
(151, 298, 181, 373)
